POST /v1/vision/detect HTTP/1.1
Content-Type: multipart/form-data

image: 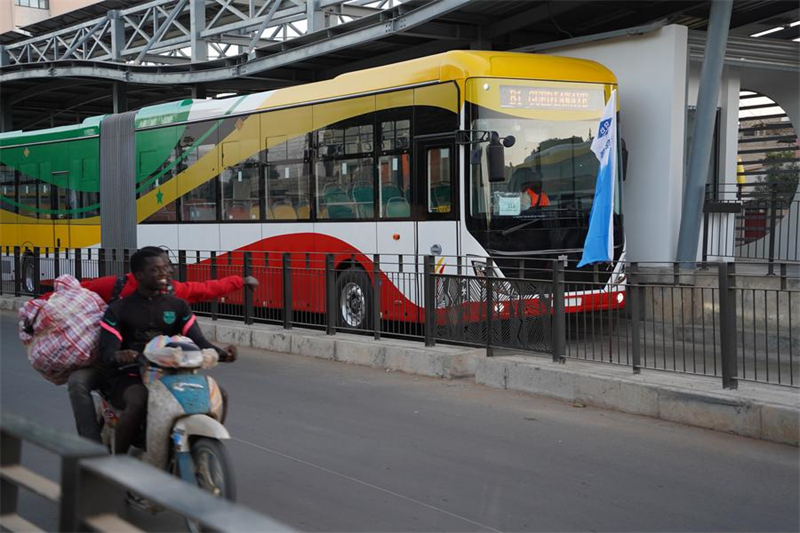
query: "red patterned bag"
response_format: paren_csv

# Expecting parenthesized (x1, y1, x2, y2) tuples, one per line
(18, 275, 108, 385)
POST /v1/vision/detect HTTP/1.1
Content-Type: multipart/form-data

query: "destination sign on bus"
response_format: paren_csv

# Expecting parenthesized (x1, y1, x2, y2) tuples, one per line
(499, 86, 597, 110)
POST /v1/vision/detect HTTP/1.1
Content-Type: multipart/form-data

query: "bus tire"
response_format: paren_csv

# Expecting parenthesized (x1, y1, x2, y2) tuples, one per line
(335, 268, 373, 330)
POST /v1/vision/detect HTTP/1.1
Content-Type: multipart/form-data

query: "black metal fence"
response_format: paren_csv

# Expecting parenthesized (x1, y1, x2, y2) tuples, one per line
(0, 412, 291, 532)
(704, 183, 800, 270)
(2, 246, 798, 389)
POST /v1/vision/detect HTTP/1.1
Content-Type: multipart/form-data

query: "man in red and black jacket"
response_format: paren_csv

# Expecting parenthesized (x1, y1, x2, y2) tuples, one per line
(97, 248, 238, 454)
(56, 246, 257, 443)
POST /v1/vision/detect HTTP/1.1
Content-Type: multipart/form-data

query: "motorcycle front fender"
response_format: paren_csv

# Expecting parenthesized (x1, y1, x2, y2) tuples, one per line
(172, 414, 230, 452)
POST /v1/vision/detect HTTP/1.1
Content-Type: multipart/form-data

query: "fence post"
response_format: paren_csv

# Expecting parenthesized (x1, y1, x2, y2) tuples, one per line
(551, 259, 566, 363)
(767, 187, 777, 275)
(718, 262, 739, 389)
(74, 248, 82, 281)
(178, 250, 187, 282)
(424, 255, 435, 347)
(326, 255, 336, 335)
(701, 191, 710, 267)
(32, 247, 41, 296)
(54, 247, 60, 280)
(210, 251, 218, 321)
(282, 253, 292, 330)
(485, 258, 494, 357)
(13, 246, 20, 297)
(628, 262, 642, 374)
(243, 251, 253, 325)
(373, 254, 381, 341)
(0, 430, 21, 517)
(98, 248, 106, 278)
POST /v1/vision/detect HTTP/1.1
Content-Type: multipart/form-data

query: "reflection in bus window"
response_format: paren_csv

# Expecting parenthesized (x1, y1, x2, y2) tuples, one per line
(182, 178, 217, 221)
(427, 147, 451, 214)
(381, 119, 410, 151)
(0, 164, 17, 214)
(316, 158, 373, 220)
(266, 162, 310, 220)
(379, 154, 410, 219)
(266, 134, 309, 220)
(221, 157, 259, 221)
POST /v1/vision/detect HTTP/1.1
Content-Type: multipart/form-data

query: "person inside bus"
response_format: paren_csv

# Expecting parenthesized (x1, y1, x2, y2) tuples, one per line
(97, 248, 238, 454)
(519, 168, 550, 209)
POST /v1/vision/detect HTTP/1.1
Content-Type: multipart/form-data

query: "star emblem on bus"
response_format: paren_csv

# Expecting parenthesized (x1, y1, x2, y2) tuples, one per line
(156, 189, 164, 204)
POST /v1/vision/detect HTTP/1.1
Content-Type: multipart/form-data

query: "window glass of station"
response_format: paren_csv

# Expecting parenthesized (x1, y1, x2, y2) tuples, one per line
(266, 134, 310, 220)
(15, 0, 50, 8)
(314, 96, 376, 221)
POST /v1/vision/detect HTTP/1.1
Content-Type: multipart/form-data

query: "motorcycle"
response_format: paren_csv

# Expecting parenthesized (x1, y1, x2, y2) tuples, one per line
(93, 335, 235, 531)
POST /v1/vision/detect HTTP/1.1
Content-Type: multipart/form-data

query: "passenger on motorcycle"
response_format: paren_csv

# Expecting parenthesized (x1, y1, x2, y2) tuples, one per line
(65, 246, 257, 443)
(97, 248, 238, 454)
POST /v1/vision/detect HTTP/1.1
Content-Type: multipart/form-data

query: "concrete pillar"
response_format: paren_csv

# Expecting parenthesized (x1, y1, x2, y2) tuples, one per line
(190, 0, 208, 62)
(109, 10, 125, 61)
(307, 0, 326, 34)
(676, 0, 733, 265)
(113, 82, 127, 114)
(191, 84, 207, 99)
(0, 98, 13, 133)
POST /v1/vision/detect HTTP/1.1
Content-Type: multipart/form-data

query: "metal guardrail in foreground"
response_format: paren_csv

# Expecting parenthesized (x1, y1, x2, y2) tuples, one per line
(0, 412, 292, 533)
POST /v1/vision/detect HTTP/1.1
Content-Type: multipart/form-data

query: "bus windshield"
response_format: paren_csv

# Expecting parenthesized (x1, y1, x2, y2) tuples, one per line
(467, 80, 619, 227)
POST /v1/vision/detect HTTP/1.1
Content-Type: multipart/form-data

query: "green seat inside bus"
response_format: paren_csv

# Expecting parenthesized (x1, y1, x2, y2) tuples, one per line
(385, 197, 410, 218)
(351, 182, 374, 218)
(322, 185, 355, 219)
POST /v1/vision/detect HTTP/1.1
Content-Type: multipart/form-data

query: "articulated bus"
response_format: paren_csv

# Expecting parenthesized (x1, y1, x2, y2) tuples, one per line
(0, 50, 625, 329)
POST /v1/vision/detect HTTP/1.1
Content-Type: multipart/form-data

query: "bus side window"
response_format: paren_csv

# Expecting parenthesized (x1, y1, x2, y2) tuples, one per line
(266, 134, 310, 221)
(378, 107, 411, 220)
(0, 164, 17, 214)
(427, 147, 452, 214)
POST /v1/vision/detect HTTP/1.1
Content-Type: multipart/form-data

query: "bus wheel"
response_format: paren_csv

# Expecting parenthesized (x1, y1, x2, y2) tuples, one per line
(336, 268, 373, 330)
(21, 254, 35, 294)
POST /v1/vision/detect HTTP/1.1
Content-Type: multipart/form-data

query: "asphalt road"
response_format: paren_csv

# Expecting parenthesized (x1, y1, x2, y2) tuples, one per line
(1, 310, 798, 532)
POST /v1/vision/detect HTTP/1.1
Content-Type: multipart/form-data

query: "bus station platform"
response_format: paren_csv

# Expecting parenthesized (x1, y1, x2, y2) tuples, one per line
(2, 294, 797, 447)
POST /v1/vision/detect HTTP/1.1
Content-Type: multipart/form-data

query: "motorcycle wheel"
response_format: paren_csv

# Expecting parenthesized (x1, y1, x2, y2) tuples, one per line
(184, 438, 236, 533)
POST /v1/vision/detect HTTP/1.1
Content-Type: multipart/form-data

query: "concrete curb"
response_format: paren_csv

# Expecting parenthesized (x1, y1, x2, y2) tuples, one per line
(2, 294, 797, 446)
(200, 318, 484, 380)
(476, 356, 799, 446)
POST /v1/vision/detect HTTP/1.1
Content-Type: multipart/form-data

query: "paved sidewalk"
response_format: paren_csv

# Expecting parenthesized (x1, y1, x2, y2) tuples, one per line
(2, 294, 797, 446)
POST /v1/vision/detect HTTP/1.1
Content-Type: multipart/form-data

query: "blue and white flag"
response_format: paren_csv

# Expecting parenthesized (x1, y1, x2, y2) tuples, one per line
(578, 89, 617, 268)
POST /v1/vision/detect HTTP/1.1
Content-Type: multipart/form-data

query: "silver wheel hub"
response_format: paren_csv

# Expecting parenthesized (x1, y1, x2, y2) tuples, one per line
(340, 281, 365, 327)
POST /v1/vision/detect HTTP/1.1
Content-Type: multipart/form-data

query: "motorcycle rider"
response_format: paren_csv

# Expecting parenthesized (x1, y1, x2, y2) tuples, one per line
(97, 247, 238, 454)
(65, 247, 256, 443)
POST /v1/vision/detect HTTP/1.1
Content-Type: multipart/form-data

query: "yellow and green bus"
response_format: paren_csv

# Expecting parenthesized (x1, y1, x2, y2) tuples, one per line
(0, 50, 626, 326)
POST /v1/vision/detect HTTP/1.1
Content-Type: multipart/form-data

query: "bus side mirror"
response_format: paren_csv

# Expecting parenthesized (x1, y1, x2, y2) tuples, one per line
(487, 131, 506, 182)
(621, 138, 629, 181)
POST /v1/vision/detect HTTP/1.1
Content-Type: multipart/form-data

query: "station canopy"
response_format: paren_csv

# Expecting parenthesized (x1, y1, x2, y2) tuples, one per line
(1, 0, 797, 130)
